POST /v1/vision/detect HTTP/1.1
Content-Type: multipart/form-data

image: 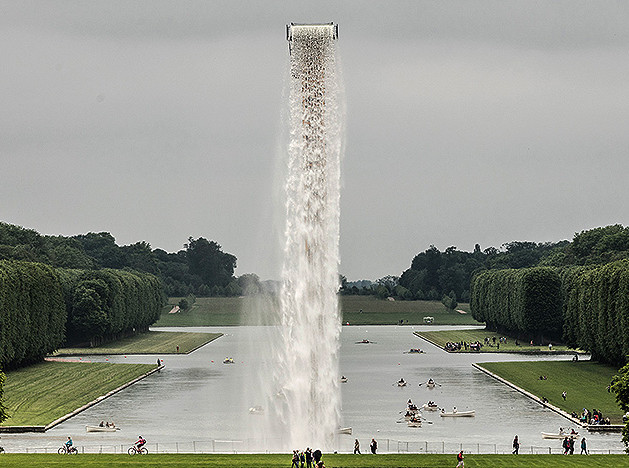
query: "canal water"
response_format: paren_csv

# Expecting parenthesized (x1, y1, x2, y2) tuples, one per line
(1, 325, 624, 453)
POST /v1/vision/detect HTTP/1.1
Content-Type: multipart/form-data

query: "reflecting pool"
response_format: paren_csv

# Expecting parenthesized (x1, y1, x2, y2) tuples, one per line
(1, 325, 624, 454)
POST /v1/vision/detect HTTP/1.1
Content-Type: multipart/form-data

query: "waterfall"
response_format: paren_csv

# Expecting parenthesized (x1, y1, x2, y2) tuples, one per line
(271, 23, 344, 450)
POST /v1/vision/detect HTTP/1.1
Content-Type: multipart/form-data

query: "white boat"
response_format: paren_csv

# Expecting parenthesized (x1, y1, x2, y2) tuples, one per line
(542, 432, 580, 439)
(337, 427, 352, 435)
(86, 425, 118, 432)
(407, 420, 422, 427)
(340, 377, 348, 383)
(223, 357, 234, 364)
(440, 410, 475, 417)
(397, 381, 407, 387)
(422, 404, 439, 411)
(248, 406, 264, 415)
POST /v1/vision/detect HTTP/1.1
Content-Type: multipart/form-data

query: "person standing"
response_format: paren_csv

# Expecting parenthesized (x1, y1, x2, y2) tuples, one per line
(305, 447, 313, 468)
(300, 451, 305, 467)
(562, 391, 567, 401)
(370, 438, 377, 454)
(512, 435, 519, 454)
(580, 437, 588, 454)
(456, 450, 464, 467)
(353, 439, 361, 454)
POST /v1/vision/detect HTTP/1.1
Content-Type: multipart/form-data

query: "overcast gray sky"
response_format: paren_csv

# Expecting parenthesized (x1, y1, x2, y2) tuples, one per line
(2, 1, 628, 280)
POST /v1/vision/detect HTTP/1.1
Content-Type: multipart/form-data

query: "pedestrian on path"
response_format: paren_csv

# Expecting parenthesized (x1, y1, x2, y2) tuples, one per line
(370, 438, 377, 454)
(353, 439, 360, 454)
(512, 435, 519, 454)
(581, 437, 588, 455)
(456, 450, 464, 467)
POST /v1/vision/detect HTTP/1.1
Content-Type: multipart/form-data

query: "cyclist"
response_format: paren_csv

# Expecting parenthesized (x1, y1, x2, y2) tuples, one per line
(135, 435, 146, 451)
(65, 436, 74, 453)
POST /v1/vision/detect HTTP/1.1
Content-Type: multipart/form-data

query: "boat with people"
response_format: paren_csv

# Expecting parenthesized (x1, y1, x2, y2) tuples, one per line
(340, 376, 348, 383)
(419, 378, 438, 388)
(541, 428, 580, 439)
(407, 417, 422, 427)
(223, 357, 234, 364)
(422, 402, 439, 411)
(356, 339, 376, 344)
(248, 406, 264, 415)
(440, 408, 475, 417)
(397, 378, 407, 387)
(407, 348, 424, 354)
(86, 424, 119, 432)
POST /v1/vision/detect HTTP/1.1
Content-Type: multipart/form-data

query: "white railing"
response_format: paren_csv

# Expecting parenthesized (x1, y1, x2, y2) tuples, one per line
(12, 438, 625, 455)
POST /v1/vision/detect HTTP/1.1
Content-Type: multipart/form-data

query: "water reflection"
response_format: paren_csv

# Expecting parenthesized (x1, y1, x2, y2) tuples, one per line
(1, 325, 624, 453)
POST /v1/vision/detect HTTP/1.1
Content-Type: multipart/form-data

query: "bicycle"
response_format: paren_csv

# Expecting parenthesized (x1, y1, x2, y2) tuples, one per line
(58, 445, 78, 454)
(128, 445, 148, 455)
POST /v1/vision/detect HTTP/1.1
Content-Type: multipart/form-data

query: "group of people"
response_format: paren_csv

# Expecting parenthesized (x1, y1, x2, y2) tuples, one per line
(353, 438, 378, 454)
(61, 435, 146, 454)
(290, 448, 324, 468)
(562, 435, 587, 455)
(98, 421, 116, 428)
(577, 408, 611, 425)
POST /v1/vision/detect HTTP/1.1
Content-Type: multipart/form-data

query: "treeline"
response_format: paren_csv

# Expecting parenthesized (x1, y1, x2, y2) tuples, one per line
(0, 260, 163, 369)
(0, 222, 253, 297)
(470, 268, 563, 343)
(0, 261, 66, 369)
(342, 241, 565, 302)
(471, 260, 629, 366)
(59, 269, 163, 347)
(352, 224, 629, 305)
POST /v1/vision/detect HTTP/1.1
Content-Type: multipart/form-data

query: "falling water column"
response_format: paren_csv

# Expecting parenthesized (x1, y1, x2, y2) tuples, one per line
(275, 23, 343, 449)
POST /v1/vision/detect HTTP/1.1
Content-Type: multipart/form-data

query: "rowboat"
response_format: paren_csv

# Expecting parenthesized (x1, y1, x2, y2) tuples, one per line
(541, 432, 579, 439)
(340, 376, 348, 383)
(86, 425, 119, 432)
(422, 404, 439, 411)
(223, 357, 234, 364)
(337, 427, 353, 435)
(397, 381, 407, 387)
(440, 410, 475, 417)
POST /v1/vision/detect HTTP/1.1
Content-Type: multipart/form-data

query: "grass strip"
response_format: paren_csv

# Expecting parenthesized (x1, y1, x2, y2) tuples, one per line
(55, 331, 222, 355)
(156, 296, 482, 327)
(0, 453, 626, 467)
(1, 361, 154, 426)
(416, 329, 575, 354)
(477, 361, 623, 423)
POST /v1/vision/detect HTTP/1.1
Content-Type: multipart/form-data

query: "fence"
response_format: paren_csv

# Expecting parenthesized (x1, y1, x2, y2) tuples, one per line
(11, 438, 626, 455)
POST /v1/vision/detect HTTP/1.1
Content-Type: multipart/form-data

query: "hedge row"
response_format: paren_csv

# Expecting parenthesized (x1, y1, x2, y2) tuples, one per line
(561, 261, 629, 365)
(470, 267, 563, 343)
(472, 261, 629, 365)
(0, 261, 66, 369)
(0, 261, 164, 367)
(59, 269, 164, 346)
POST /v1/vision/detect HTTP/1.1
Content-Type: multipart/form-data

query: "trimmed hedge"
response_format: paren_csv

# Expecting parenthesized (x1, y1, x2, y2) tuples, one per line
(561, 260, 629, 365)
(0, 260, 66, 369)
(472, 261, 629, 365)
(470, 267, 563, 343)
(60, 269, 164, 346)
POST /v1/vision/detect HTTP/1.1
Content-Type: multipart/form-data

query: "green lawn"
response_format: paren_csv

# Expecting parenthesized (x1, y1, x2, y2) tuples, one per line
(156, 296, 482, 327)
(477, 361, 623, 423)
(1, 361, 155, 426)
(55, 331, 222, 355)
(0, 453, 626, 467)
(416, 329, 576, 354)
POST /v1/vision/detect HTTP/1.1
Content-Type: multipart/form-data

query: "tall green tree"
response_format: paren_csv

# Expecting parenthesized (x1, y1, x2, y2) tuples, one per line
(611, 363, 629, 453)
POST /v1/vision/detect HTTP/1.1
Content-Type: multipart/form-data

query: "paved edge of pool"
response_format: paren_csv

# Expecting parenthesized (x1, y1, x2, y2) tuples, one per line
(0, 365, 163, 433)
(472, 363, 623, 433)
